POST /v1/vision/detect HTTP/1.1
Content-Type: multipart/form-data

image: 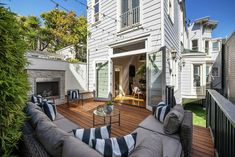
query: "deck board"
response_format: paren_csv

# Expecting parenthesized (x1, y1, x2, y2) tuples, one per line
(57, 100, 215, 157)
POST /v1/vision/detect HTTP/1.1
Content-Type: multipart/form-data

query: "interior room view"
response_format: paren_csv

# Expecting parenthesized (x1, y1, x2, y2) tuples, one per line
(112, 53, 146, 107)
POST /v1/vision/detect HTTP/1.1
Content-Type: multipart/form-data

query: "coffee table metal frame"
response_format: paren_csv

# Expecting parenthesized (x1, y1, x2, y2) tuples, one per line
(93, 108, 120, 127)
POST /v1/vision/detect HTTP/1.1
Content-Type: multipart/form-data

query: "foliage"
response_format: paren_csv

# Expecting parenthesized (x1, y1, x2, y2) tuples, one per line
(0, 7, 29, 156)
(66, 58, 80, 63)
(184, 102, 206, 127)
(136, 64, 146, 76)
(106, 101, 113, 106)
(40, 9, 87, 53)
(18, 15, 41, 50)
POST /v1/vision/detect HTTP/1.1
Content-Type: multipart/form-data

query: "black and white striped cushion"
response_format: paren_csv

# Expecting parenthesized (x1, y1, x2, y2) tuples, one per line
(68, 90, 79, 99)
(155, 101, 170, 123)
(42, 101, 57, 121)
(73, 125, 111, 147)
(31, 95, 38, 103)
(92, 133, 137, 157)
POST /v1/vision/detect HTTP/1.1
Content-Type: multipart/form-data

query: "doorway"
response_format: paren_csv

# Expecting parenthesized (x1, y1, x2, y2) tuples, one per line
(112, 54, 146, 107)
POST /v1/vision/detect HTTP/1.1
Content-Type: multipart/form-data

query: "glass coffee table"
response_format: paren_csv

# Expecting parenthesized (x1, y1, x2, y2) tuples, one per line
(93, 105, 120, 127)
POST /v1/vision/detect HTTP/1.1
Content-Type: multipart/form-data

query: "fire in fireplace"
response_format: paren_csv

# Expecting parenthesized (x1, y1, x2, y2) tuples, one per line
(35, 78, 60, 98)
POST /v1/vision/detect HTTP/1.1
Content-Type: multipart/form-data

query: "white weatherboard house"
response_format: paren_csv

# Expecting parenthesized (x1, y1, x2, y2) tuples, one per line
(181, 17, 222, 100)
(87, 0, 187, 109)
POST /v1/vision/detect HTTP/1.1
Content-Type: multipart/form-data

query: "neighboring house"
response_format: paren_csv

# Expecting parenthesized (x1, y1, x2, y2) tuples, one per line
(56, 44, 86, 62)
(56, 45, 77, 60)
(223, 31, 235, 104)
(87, 0, 187, 109)
(181, 17, 222, 100)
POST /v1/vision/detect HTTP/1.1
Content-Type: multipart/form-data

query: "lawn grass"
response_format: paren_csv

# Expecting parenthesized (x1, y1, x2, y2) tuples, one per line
(184, 102, 206, 127)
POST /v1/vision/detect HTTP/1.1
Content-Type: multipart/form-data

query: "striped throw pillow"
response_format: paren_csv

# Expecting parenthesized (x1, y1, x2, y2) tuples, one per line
(155, 101, 170, 123)
(73, 125, 111, 147)
(42, 101, 57, 121)
(92, 133, 137, 157)
(68, 90, 79, 99)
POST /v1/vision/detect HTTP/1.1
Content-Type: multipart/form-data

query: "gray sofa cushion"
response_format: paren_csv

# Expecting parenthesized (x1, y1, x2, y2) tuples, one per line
(53, 118, 79, 133)
(130, 129, 163, 157)
(163, 104, 184, 134)
(163, 109, 184, 134)
(62, 136, 102, 157)
(162, 134, 182, 157)
(55, 113, 64, 121)
(25, 102, 43, 113)
(36, 120, 69, 157)
(138, 115, 180, 140)
(30, 109, 51, 129)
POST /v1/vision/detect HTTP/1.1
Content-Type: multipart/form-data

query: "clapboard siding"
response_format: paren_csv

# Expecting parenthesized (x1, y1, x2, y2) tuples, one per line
(163, 0, 182, 103)
(224, 32, 235, 103)
(87, 0, 162, 92)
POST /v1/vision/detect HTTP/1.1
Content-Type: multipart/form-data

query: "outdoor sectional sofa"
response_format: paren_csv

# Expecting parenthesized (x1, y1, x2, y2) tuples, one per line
(20, 102, 192, 157)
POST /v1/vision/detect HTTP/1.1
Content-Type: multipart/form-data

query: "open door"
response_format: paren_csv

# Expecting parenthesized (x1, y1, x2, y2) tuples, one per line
(146, 49, 165, 110)
(95, 61, 109, 99)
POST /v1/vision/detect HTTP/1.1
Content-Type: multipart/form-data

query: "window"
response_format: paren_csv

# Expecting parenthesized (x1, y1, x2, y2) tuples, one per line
(94, 0, 100, 22)
(167, 0, 174, 23)
(120, 0, 140, 29)
(205, 40, 209, 54)
(192, 40, 198, 51)
(212, 67, 219, 77)
(212, 42, 219, 51)
(206, 65, 211, 83)
(193, 65, 201, 87)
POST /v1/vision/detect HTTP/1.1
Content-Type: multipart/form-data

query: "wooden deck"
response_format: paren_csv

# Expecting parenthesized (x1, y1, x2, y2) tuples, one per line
(57, 101, 215, 157)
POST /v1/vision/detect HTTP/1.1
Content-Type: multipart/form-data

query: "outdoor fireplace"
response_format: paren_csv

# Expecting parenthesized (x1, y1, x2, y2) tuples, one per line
(35, 78, 60, 98)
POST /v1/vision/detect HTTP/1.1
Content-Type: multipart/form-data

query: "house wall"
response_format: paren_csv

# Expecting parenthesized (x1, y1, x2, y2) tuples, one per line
(181, 55, 209, 99)
(163, 0, 183, 103)
(87, 0, 162, 95)
(27, 57, 88, 93)
(224, 32, 235, 104)
(56, 46, 76, 60)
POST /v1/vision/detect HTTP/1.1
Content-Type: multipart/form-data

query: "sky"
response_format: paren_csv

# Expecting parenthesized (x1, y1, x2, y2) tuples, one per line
(4, 0, 235, 38)
(186, 0, 235, 38)
(6, 0, 87, 17)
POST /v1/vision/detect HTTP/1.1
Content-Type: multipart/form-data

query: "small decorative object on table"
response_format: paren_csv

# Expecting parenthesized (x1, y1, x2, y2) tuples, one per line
(106, 101, 113, 113)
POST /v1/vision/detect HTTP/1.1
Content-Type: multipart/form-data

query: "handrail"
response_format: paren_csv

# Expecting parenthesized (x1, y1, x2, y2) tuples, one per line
(206, 89, 235, 157)
(207, 90, 235, 126)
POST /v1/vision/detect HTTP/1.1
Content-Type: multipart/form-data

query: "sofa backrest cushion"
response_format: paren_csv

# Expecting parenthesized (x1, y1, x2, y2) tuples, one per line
(25, 103, 51, 129)
(163, 104, 184, 134)
(36, 120, 69, 157)
(62, 136, 102, 157)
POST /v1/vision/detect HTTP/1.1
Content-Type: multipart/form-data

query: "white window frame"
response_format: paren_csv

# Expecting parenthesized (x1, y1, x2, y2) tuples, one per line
(193, 64, 202, 87)
(206, 64, 212, 83)
(205, 40, 209, 55)
(192, 39, 198, 51)
(93, 0, 100, 23)
(119, 0, 141, 30)
(212, 41, 219, 52)
(167, 0, 174, 23)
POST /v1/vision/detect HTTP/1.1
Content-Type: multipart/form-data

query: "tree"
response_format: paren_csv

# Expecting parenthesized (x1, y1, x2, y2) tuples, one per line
(0, 7, 29, 156)
(40, 9, 87, 59)
(18, 15, 41, 50)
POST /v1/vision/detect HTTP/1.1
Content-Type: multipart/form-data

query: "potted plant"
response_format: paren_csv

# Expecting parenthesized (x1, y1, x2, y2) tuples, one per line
(106, 101, 114, 112)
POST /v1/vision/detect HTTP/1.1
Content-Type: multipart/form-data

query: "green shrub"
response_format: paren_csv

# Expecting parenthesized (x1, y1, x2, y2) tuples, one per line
(0, 7, 29, 156)
(66, 58, 80, 63)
